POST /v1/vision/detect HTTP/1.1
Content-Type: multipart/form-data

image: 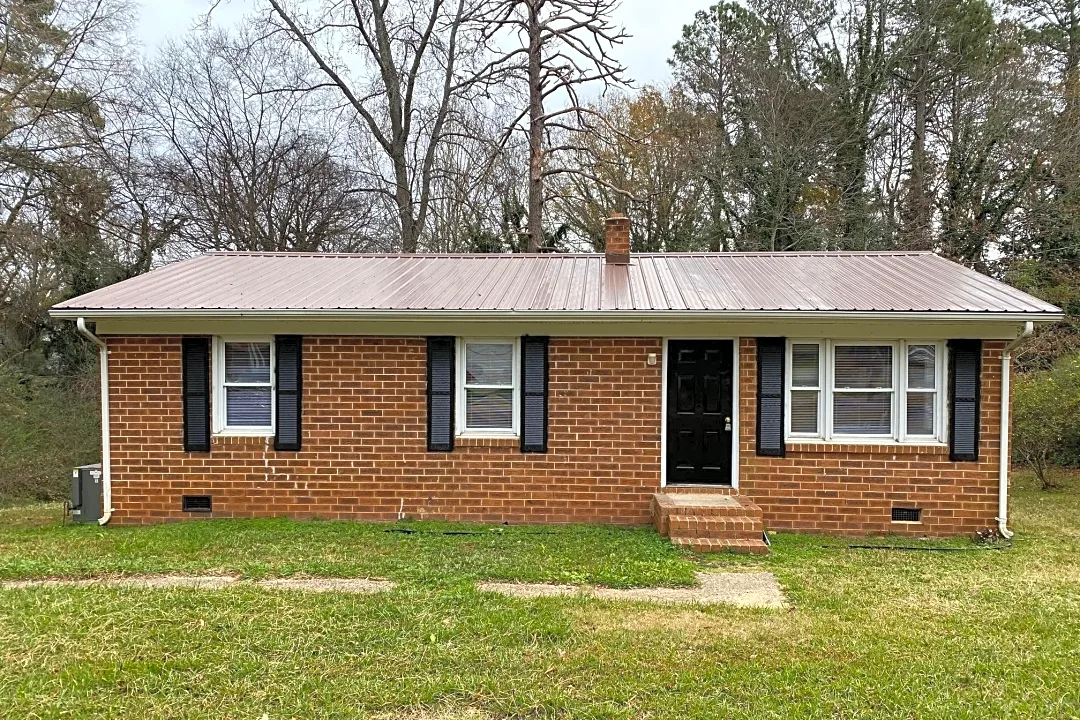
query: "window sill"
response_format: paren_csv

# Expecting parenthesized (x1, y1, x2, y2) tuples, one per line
(785, 439, 947, 454)
(214, 429, 274, 439)
(456, 435, 520, 448)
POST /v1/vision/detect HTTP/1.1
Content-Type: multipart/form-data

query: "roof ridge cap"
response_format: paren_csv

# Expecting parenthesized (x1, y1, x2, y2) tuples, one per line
(202, 251, 599, 259)
(201, 250, 937, 259)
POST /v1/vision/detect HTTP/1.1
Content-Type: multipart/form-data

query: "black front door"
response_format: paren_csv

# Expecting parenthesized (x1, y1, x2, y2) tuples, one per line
(666, 340, 734, 485)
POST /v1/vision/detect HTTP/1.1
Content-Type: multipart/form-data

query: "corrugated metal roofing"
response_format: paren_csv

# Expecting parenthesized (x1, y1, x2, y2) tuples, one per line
(50, 251, 1063, 317)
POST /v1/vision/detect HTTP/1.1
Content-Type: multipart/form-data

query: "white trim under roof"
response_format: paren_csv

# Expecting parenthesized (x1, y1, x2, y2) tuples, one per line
(49, 308, 1065, 323)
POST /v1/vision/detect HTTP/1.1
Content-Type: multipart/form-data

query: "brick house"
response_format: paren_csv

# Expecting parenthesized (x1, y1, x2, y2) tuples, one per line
(50, 215, 1062, 551)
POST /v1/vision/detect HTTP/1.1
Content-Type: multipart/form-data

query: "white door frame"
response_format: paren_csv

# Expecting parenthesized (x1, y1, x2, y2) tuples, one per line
(660, 337, 741, 490)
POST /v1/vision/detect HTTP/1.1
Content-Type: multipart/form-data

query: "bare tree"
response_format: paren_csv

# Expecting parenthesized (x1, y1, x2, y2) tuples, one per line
(256, 0, 490, 252)
(423, 104, 531, 252)
(139, 27, 380, 254)
(478, 0, 630, 251)
(554, 87, 711, 251)
(91, 105, 181, 275)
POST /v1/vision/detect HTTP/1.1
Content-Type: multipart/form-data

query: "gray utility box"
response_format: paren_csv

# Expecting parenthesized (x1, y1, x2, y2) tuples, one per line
(70, 464, 103, 524)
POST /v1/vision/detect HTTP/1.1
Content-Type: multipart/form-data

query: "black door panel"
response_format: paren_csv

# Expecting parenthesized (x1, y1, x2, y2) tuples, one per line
(667, 340, 734, 485)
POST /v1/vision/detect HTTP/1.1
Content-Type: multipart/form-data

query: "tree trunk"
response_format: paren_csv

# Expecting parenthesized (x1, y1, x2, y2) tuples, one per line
(708, 64, 727, 252)
(836, 0, 882, 248)
(911, 86, 928, 244)
(526, 0, 543, 253)
(394, 156, 419, 252)
(907, 0, 932, 250)
(1066, 3, 1080, 123)
(709, 179, 725, 252)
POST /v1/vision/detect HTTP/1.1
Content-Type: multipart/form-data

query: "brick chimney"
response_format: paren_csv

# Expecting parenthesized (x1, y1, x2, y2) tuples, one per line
(605, 212, 631, 264)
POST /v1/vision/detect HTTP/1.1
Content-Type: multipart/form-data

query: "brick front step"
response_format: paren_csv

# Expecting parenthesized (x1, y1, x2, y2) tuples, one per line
(657, 500, 763, 521)
(670, 536, 770, 555)
(668, 514, 763, 540)
(653, 493, 763, 518)
(653, 490, 769, 555)
(651, 491, 763, 535)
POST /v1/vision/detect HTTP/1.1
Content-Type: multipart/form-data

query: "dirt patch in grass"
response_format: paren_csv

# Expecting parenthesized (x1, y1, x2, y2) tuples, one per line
(369, 708, 492, 720)
(1, 575, 397, 594)
(1, 575, 238, 590)
(478, 571, 786, 609)
(256, 577, 395, 593)
(573, 605, 807, 640)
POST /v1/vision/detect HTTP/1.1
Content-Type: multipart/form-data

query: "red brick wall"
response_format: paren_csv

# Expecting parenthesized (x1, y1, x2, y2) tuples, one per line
(106, 336, 662, 525)
(106, 334, 1007, 536)
(737, 338, 1005, 536)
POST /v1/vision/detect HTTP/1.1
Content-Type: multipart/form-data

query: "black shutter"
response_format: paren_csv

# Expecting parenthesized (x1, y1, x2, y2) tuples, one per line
(427, 337, 455, 452)
(948, 339, 982, 461)
(756, 337, 786, 457)
(181, 337, 211, 452)
(275, 336, 303, 451)
(520, 336, 549, 452)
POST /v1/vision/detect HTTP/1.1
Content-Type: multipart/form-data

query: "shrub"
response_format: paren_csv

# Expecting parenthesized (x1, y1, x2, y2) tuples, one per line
(0, 366, 101, 503)
(1012, 352, 1080, 490)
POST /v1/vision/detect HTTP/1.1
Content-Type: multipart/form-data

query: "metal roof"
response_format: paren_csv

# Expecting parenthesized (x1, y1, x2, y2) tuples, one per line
(50, 251, 1063, 319)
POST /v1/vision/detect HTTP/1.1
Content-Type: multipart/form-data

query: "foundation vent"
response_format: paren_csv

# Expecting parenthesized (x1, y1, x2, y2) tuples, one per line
(891, 507, 922, 523)
(182, 495, 213, 513)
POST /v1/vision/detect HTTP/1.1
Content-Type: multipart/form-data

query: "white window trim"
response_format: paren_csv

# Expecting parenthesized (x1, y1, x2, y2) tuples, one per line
(213, 336, 276, 436)
(829, 340, 898, 441)
(455, 337, 520, 438)
(901, 342, 945, 442)
(785, 339, 946, 445)
(785, 340, 825, 439)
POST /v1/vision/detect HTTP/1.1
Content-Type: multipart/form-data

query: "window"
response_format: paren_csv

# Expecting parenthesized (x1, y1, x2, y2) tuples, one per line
(905, 344, 938, 437)
(832, 344, 894, 436)
(789, 343, 822, 435)
(785, 340, 944, 443)
(213, 338, 274, 435)
(458, 339, 518, 435)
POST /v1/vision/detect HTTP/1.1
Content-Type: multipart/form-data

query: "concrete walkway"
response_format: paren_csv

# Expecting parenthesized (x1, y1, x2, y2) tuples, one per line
(478, 572, 786, 609)
(1, 575, 395, 593)
(2, 572, 787, 608)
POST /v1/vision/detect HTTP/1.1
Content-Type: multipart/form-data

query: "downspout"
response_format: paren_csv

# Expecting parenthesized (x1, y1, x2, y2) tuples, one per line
(76, 318, 112, 525)
(998, 321, 1034, 539)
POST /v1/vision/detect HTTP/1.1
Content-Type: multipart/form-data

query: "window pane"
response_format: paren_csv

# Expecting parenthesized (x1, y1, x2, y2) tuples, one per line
(225, 342, 271, 383)
(907, 344, 936, 390)
(791, 344, 820, 388)
(834, 346, 892, 389)
(465, 343, 513, 386)
(833, 392, 892, 435)
(790, 389, 819, 434)
(226, 387, 272, 427)
(907, 391, 935, 436)
(466, 388, 514, 429)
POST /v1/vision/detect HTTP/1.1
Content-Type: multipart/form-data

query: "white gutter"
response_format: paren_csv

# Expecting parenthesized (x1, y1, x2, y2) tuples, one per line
(76, 318, 112, 525)
(997, 321, 1034, 539)
(49, 308, 1066, 323)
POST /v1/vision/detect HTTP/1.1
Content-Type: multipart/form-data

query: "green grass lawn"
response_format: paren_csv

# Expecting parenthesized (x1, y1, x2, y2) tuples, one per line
(2, 472, 1079, 719)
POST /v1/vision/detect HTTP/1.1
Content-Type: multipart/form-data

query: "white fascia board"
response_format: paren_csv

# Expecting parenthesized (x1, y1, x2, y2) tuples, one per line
(48, 308, 1066, 323)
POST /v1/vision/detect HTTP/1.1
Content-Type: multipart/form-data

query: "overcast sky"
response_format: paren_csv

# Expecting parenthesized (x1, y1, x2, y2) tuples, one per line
(134, 0, 713, 87)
